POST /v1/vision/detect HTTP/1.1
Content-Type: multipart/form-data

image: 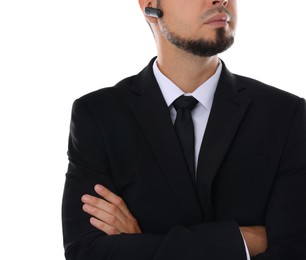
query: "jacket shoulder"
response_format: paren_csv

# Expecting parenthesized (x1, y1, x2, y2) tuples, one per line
(233, 73, 302, 106)
(77, 75, 136, 105)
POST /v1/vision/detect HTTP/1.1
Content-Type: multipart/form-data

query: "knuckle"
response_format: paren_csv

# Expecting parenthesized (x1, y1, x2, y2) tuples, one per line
(103, 188, 110, 197)
(115, 197, 124, 207)
(90, 196, 99, 205)
(107, 215, 117, 225)
(89, 206, 98, 214)
(108, 227, 118, 236)
(96, 221, 105, 230)
(108, 204, 117, 214)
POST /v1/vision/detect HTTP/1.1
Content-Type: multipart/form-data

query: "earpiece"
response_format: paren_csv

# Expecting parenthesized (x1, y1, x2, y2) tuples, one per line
(144, 7, 163, 18)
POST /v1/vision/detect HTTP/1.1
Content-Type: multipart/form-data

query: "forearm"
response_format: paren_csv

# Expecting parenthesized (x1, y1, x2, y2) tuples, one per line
(64, 181, 246, 259)
(73, 183, 249, 260)
(64, 232, 163, 260)
(63, 221, 247, 260)
(63, 164, 261, 260)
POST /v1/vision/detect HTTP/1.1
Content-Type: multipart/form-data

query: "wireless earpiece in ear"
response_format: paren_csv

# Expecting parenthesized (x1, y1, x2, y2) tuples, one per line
(144, 7, 163, 18)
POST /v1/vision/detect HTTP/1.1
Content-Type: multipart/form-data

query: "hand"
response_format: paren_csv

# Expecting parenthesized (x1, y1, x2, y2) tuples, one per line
(240, 226, 267, 257)
(81, 184, 142, 235)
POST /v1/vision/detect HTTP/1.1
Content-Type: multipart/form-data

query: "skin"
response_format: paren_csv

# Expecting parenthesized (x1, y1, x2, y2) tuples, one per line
(82, 185, 141, 235)
(82, 0, 268, 257)
(148, 0, 238, 92)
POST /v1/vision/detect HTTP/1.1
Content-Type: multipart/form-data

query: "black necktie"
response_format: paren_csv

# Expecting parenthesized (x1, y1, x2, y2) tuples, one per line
(173, 95, 198, 182)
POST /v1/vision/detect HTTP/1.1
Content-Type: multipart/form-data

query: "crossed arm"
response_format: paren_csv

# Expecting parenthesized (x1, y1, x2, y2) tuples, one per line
(81, 184, 267, 258)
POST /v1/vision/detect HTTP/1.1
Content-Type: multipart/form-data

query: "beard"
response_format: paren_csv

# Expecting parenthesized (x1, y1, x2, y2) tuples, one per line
(162, 24, 234, 57)
(159, 19, 234, 57)
(156, 0, 234, 57)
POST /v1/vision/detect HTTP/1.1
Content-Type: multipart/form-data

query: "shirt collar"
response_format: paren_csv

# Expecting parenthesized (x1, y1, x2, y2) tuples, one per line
(153, 59, 222, 111)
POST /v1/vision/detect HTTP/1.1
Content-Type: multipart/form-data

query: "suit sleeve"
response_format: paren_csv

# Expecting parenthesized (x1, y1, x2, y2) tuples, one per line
(252, 98, 306, 260)
(62, 98, 247, 260)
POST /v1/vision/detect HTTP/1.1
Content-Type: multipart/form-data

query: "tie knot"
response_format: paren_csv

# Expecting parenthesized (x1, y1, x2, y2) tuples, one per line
(173, 95, 198, 111)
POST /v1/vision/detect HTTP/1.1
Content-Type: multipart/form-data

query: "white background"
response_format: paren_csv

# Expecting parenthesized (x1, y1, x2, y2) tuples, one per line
(0, 1, 305, 259)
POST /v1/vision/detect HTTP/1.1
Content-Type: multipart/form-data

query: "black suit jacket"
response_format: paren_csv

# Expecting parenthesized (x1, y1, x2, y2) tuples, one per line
(62, 58, 306, 260)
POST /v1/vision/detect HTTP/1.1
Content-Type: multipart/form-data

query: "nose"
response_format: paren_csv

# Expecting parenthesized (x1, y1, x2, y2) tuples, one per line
(212, 0, 228, 7)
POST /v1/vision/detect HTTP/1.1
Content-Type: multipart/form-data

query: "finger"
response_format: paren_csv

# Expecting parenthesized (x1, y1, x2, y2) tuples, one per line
(94, 184, 133, 219)
(82, 194, 128, 223)
(83, 203, 126, 232)
(82, 194, 110, 210)
(89, 217, 120, 236)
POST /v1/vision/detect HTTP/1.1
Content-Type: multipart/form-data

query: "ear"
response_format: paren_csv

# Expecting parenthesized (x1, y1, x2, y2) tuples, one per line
(138, 0, 159, 24)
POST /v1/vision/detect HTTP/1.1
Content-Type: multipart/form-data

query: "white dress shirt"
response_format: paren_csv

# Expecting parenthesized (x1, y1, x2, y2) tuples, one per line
(153, 60, 220, 172)
(152, 59, 250, 260)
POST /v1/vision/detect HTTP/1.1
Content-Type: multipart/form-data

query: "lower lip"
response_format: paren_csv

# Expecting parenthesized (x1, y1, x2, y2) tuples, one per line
(206, 20, 229, 27)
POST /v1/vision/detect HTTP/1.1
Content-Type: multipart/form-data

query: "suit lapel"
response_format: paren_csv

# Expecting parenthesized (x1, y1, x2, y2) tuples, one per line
(196, 63, 251, 220)
(128, 59, 203, 222)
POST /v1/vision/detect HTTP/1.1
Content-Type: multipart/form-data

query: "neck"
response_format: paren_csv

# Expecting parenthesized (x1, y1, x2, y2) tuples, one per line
(156, 46, 220, 93)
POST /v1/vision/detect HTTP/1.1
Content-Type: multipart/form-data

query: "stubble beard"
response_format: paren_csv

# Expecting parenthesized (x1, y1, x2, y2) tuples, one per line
(160, 21, 234, 57)
(156, 0, 234, 57)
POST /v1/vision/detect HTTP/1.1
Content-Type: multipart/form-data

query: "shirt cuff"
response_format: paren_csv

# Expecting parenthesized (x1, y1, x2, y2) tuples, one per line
(241, 231, 251, 260)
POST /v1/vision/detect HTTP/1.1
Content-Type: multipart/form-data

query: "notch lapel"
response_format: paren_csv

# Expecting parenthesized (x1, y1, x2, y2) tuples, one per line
(128, 59, 203, 223)
(196, 64, 251, 220)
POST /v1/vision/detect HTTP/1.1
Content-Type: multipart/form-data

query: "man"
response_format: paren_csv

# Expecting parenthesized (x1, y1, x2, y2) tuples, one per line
(62, 0, 306, 259)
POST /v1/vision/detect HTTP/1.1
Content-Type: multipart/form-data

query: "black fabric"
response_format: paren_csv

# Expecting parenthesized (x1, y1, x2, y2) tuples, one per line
(62, 58, 306, 260)
(173, 95, 198, 183)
